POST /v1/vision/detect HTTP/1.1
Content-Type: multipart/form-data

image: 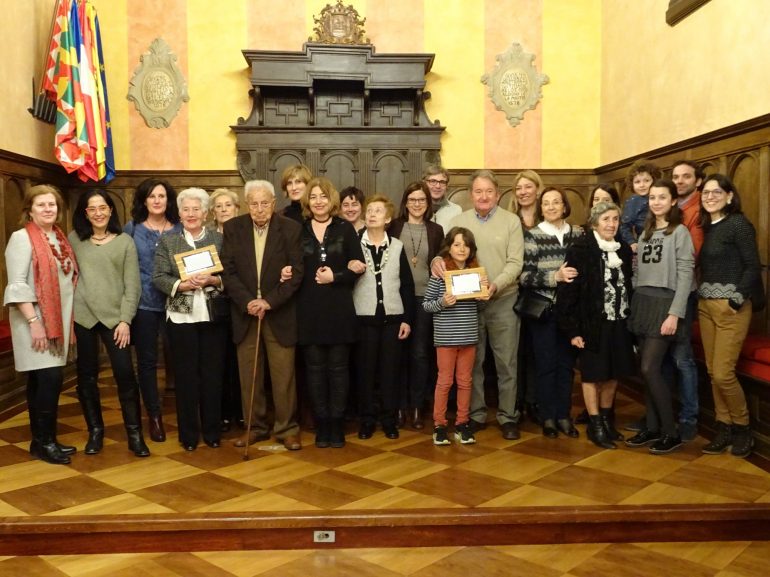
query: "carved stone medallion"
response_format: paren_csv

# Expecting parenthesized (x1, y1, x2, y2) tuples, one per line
(127, 38, 190, 129)
(309, 0, 369, 45)
(481, 43, 549, 127)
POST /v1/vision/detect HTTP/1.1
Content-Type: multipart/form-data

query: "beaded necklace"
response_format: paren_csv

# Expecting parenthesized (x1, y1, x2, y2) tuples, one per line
(405, 222, 425, 267)
(48, 227, 74, 275)
(362, 238, 390, 276)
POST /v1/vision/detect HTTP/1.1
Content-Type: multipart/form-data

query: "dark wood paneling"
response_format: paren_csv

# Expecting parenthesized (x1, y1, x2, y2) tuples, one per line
(2, 504, 769, 556)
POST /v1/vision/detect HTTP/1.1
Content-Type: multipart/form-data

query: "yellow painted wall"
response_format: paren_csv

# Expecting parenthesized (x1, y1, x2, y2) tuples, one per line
(425, 0, 486, 169)
(187, 0, 247, 170)
(601, 0, 770, 164)
(4, 1, 769, 174)
(542, 0, 601, 168)
(0, 0, 58, 162)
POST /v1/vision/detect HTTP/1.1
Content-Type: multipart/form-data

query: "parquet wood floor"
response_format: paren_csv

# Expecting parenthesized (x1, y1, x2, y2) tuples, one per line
(1, 375, 770, 569)
(2, 541, 770, 577)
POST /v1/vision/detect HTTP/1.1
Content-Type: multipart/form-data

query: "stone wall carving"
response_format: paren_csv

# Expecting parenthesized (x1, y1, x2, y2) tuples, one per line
(127, 38, 189, 129)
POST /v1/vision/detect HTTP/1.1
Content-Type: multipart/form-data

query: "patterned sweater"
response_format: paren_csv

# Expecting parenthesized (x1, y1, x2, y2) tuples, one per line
(521, 223, 584, 301)
(423, 275, 480, 347)
(698, 213, 761, 310)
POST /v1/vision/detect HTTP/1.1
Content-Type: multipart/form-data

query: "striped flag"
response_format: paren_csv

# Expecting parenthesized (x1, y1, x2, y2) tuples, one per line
(50, 0, 115, 183)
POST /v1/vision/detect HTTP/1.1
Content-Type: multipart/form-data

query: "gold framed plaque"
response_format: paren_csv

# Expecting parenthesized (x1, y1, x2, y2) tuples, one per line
(174, 245, 223, 280)
(444, 267, 489, 301)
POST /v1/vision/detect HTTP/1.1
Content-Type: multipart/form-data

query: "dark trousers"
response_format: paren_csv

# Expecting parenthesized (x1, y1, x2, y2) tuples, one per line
(75, 322, 141, 415)
(131, 309, 165, 416)
(357, 322, 402, 427)
(167, 320, 226, 447)
(304, 344, 350, 420)
(529, 315, 575, 422)
(400, 298, 434, 410)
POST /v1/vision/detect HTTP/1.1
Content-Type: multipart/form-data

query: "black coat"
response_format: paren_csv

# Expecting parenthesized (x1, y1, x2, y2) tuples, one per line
(296, 216, 364, 345)
(556, 232, 633, 352)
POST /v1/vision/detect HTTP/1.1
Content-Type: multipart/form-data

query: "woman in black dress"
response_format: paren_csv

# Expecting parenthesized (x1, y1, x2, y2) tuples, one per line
(557, 202, 635, 449)
(296, 177, 364, 448)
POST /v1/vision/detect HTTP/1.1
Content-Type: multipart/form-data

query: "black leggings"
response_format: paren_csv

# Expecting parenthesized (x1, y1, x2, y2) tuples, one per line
(639, 336, 677, 437)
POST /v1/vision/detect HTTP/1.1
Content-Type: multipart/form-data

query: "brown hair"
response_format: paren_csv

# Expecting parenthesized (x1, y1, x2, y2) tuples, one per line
(438, 226, 479, 269)
(397, 181, 433, 221)
(280, 164, 312, 196)
(302, 177, 340, 219)
(364, 193, 396, 220)
(536, 186, 572, 222)
(641, 179, 682, 241)
(20, 184, 65, 227)
(625, 159, 662, 192)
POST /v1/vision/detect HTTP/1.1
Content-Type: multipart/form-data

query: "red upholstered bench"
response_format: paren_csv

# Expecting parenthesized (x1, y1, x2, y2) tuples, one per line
(692, 321, 770, 384)
(0, 320, 11, 354)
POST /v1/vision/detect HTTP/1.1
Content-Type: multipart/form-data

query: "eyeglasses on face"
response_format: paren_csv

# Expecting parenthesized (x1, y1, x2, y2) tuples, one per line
(425, 179, 448, 186)
(86, 205, 110, 214)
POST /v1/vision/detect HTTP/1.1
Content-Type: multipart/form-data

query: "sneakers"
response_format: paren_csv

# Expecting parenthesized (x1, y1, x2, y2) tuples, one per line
(433, 426, 451, 446)
(625, 429, 662, 448)
(649, 434, 683, 455)
(454, 423, 476, 445)
(702, 421, 731, 455)
(731, 424, 754, 458)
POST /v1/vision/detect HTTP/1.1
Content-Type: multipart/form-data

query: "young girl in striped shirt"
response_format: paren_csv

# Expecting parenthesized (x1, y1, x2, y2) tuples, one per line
(423, 227, 487, 445)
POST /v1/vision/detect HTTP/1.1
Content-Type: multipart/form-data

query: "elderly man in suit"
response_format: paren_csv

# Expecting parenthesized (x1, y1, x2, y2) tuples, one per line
(222, 180, 304, 450)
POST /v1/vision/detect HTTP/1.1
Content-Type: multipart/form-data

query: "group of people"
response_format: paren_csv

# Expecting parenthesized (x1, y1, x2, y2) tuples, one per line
(3, 159, 762, 465)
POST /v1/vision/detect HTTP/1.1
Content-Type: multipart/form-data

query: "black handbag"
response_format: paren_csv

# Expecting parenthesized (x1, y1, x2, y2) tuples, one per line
(206, 289, 231, 323)
(513, 290, 553, 320)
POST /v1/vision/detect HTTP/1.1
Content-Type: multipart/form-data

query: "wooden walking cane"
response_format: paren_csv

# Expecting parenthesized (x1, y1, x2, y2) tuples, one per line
(242, 316, 263, 461)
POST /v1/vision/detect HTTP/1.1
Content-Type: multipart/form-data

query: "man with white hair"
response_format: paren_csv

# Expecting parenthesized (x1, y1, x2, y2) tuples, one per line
(222, 180, 305, 450)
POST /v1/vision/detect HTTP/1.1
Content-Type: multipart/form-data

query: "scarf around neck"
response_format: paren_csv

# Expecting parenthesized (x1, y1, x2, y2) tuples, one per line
(593, 230, 622, 269)
(25, 222, 78, 356)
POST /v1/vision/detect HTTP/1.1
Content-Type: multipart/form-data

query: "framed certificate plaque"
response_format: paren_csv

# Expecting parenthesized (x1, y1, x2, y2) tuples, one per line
(174, 245, 223, 280)
(444, 267, 489, 300)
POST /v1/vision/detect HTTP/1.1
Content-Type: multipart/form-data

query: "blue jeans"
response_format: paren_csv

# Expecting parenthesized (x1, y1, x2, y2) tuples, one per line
(672, 292, 699, 424)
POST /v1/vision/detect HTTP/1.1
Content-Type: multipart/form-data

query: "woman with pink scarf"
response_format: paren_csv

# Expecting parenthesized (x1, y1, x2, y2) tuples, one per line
(4, 185, 78, 465)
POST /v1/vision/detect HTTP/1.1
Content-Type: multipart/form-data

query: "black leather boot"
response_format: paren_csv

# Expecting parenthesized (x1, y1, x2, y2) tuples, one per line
(315, 419, 330, 448)
(330, 418, 346, 448)
(588, 414, 616, 449)
(120, 392, 150, 457)
(78, 384, 104, 455)
(600, 407, 623, 441)
(35, 411, 71, 465)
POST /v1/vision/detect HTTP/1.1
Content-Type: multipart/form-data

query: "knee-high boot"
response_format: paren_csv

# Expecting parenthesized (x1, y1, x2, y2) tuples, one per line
(35, 410, 70, 465)
(120, 389, 150, 457)
(78, 381, 104, 455)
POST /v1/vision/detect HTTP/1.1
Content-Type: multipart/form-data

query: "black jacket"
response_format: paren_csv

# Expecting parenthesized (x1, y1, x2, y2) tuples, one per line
(556, 232, 633, 352)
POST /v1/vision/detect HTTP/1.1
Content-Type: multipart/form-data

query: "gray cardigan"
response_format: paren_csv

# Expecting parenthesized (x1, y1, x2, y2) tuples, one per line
(69, 232, 140, 329)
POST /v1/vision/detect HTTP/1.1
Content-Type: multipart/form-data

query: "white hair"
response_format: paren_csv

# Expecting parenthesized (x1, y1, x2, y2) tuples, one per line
(177, 187, 210, 212)
(244, 180, 275, 201)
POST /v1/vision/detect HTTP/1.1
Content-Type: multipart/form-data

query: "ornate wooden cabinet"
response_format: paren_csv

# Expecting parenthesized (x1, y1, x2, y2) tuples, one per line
(232, 43, 444, 207)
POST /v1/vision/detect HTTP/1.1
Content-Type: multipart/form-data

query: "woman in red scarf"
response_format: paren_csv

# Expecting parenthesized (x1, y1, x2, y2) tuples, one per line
(3, 185, 78, 465)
